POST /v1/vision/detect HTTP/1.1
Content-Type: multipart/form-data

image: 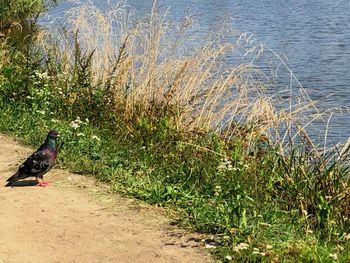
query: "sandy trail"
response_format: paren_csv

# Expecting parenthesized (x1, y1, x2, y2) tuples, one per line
(0, 134, 213, 263)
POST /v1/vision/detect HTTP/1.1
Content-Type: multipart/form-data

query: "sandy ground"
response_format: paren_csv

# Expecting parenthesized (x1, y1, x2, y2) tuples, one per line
(0, 134, 213, 263)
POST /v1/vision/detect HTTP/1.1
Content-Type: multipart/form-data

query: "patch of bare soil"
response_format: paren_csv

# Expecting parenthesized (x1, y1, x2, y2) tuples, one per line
(0, 134, 213, 263)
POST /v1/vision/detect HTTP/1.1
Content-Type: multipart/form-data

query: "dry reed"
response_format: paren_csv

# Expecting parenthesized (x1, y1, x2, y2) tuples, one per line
(36, 0, 348, 155)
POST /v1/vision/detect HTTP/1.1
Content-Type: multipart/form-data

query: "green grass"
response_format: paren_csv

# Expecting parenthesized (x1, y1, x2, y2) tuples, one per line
(1, 3, 350, 262)
(1, 100, 350, 262)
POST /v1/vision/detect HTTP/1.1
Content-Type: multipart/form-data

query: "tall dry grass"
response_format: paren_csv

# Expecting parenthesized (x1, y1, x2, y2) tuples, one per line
(37, 0, 347, 155)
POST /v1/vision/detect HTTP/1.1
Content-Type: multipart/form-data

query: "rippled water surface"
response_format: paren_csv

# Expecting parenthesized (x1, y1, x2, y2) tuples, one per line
(44, 0, 350, 143)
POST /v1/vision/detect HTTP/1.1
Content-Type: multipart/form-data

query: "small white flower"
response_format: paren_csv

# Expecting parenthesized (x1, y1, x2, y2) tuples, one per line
(70, 121, 80, 129)
(225, 255, 232, 260)
(77, 133, 85, 137)
(75, 117, 83, 124)
(233, 242, 249, 252)
(238, 243, 249, 249)
(91, 135, 100, 141)
(329, 253, 338, 260)
(217, 157, 234, 173)
(214, 185, 222, 196)
(70, 117, 85, 129)
(35, 71, 49, 80)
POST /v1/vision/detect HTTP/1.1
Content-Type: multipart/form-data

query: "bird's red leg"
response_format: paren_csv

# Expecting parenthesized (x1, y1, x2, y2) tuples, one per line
(37, 177, 49, 187)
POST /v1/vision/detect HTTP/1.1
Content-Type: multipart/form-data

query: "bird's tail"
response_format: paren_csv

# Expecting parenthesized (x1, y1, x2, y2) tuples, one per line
(5, 171, 19, 187)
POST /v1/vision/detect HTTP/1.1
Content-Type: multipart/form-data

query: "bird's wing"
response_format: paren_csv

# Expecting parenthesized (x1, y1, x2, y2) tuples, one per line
(36, 143, 46, 152)
(22, 151, 50, 176)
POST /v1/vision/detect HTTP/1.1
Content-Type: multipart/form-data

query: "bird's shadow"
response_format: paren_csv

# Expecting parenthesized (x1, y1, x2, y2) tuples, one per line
(5, 180, 38, 187)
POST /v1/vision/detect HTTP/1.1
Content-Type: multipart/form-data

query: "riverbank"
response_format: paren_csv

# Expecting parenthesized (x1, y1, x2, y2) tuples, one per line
(1, 1, 350, 262)
(1, 92, 350, 262)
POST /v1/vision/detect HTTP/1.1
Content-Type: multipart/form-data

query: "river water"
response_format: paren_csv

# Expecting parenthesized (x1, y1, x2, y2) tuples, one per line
(43, 0, 350, 144)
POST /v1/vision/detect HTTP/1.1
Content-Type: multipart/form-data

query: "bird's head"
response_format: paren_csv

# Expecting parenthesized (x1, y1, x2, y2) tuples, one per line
(48, 130, 59, 140)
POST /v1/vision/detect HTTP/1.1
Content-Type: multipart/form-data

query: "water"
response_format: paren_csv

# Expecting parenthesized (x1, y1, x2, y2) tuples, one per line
(43, 0, 350, 143)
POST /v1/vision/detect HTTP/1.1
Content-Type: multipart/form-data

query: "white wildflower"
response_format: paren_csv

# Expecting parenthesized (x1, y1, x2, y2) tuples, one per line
(75, 117, 83, 124)
(57, 87, 64, 96)
(70, 121, 80, 130)
(337, 245, 344, 251)
(70, 117, 83, 129)
(225, 255, 232, 260)
(91, 135, 100, 141)
(329, 253, 338, 260)
(214, 185, 222, 196)
(217, 157, 234, 173)
(252, 248, 260, 254)
(233, 242, 249, 252)
(252, 248, 266, 256)
(35, 71, 49, 80)
(77, 133, 85, 137)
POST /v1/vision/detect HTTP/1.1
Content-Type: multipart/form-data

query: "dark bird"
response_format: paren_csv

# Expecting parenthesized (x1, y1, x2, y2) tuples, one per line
(6, 130, 60, 187)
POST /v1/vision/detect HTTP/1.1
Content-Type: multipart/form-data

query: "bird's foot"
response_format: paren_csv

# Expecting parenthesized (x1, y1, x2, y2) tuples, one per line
(37, 181, 49, 187)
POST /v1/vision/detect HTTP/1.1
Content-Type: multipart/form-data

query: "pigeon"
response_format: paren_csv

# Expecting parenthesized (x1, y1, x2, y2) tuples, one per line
(6, 130, 60, 187)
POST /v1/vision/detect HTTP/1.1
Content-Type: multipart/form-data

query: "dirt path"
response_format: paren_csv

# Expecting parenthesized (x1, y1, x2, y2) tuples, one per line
(0, 134, 213, 263)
